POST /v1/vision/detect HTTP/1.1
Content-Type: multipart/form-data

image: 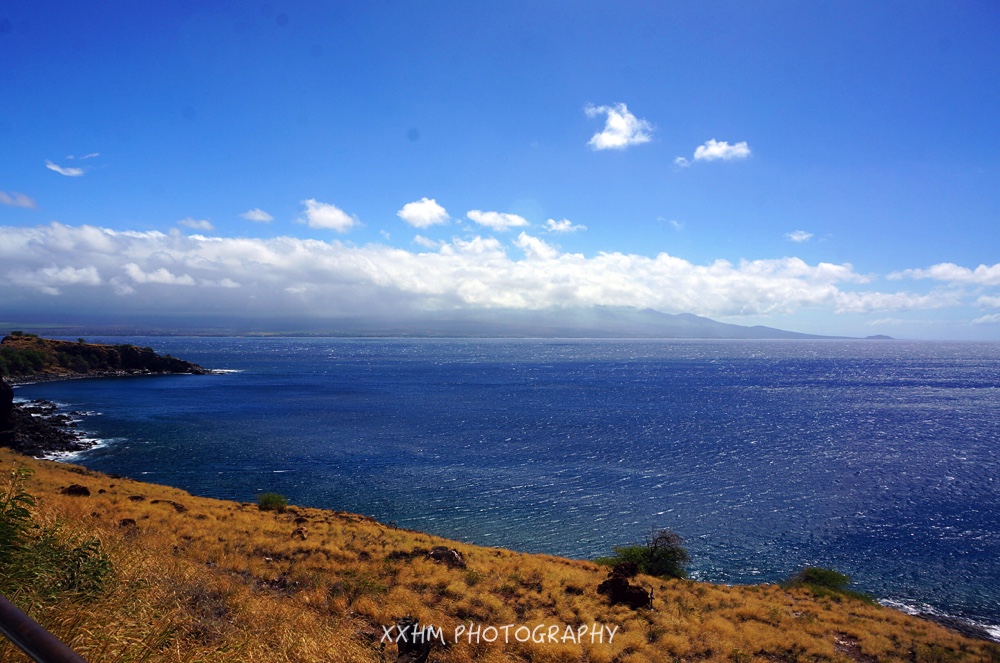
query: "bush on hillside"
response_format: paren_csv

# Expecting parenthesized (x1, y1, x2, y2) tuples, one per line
(783, 566, 875, 603)
(597, 528, 690, 579)
(0, 466, 112, 600)
(257, 492, 289, 513)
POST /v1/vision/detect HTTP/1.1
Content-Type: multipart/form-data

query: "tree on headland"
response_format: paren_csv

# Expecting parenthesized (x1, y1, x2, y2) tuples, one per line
(597, 528, 690, 579)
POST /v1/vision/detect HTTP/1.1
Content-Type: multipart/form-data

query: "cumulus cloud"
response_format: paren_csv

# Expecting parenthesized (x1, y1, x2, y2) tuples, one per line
(467, 210, 530, 232)
(122, 263, 196, 286)
(299, 199, 358, 232)
(413, 235, 441, 249)
(398, 197, 449, 228)
(832, 290, 958, 314)
(0, 191, 36, 208)
(0, 222, 958, 326)
(585, 103, 653, 150)
(45, 160, 85, 177)
(545, 218, 586, 233)
(178, 217, 214, 231)
(694, 139, 752, 162)
(514, 232, 560, 260)
(785, 230, 813, 242)
(674, 139, 751, 167)
(890, 262, 1000, 286)
(7, 264, 102, 296)
(241, 208, 274, 223)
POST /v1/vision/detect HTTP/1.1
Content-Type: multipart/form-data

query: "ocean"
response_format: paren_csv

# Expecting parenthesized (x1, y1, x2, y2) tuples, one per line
(13, 337, 1000, 637)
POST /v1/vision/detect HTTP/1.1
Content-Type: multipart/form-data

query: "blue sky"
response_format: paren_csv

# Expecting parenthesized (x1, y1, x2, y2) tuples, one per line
(1, 2, 999, 338)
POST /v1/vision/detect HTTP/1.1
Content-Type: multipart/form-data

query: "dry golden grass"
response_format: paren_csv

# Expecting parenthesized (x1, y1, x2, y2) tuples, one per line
(2, 447, 998, 663)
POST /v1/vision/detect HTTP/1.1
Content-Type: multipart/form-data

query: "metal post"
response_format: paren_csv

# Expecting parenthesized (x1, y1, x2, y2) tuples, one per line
(0, 594, 88, 663)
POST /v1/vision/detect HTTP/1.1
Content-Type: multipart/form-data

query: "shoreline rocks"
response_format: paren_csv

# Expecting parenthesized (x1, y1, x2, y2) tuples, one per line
(0, 386, 94, 457)
(1, 335, 210, 457)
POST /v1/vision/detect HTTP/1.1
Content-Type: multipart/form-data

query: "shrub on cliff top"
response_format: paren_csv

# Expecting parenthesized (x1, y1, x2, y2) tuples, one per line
(784, 567, 875, 603)
(597, 528, 690, 579)
(257, 492, 289, 513)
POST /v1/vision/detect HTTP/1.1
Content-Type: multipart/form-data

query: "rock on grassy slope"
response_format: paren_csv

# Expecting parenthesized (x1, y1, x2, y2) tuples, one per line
(1, 448, 997, 663)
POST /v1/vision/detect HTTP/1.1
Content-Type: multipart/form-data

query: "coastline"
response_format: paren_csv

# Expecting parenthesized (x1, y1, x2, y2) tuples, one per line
(6, 394, 997, 645)
(3, 443, 999, 663)
(7, 367, 218, 386)
(3, 370, 214, 458)
(1, 333, 213, 457)
(3, 334, 1000, 642)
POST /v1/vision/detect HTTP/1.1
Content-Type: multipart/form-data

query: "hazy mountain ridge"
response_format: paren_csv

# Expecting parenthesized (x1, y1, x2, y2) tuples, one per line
(3, 307, 850, 339)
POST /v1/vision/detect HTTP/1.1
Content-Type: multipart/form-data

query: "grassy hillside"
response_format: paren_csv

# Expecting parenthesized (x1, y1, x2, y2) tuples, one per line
(1, 448, 997, 663)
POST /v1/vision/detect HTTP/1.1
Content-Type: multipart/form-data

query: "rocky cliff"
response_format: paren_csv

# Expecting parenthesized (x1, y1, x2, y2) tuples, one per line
(0, 333, 206, 381)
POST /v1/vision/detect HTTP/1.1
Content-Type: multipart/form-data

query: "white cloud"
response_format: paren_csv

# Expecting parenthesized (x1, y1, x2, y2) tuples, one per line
(832, 290, 957, 314)
(976, 295, 1000, 309)
(241, 208, 274, 223)
(585, 103, 653, 150)
(299, 199, 358, 232)
(669, 219, 683, 231)
(693, 139, 751, 162)
(0, 222, 954, 325)
(67, 153, 100, 160)
(398, 197, 449, 228)
(7, 264, 102, 296)
(973, 313, 1000, 325)
(413, 235, 441, 249)
(122, 263, 196, 286)
(785, 230, 813, 242)
(514, 232, 560, 260)
(890, 262, 1000, 286)
(467, 210, 529, 232)
(0, 191, 37, 208)
(674, 156, 690, 168)
(178, 217, 214, 231)
(545, 218, 586, 233)
(45, 160, 85, 177)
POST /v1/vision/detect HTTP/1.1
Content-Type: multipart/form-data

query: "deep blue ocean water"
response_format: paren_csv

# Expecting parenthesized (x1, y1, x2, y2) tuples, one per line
(14, 338, 1000, 635)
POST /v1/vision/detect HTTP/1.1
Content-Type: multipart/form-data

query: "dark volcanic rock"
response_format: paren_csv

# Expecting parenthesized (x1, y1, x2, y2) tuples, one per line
(0, 379, 16, 445)
(597, 567, 652, 609)
(425, 546, 466, 569)
(0, 380, 90, 457)
(61, 484, 91, 496)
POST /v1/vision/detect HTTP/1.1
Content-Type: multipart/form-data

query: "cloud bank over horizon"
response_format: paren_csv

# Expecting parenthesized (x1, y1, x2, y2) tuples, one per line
(0, 222, 984, 331)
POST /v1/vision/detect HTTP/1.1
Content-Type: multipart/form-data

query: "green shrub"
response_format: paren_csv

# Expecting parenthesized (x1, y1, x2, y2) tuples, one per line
(257, 492, 289, 513)
(0, 346, 47, 376)
(0, 467, 36, 564)
(783, 567, 874, 603)
(0, 467, 112, 600)
(597, 528, 690, 579)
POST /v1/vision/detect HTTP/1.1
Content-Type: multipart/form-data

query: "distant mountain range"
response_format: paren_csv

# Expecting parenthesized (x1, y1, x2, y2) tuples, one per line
(3, 307, 886, 339)
(328, 307, 846, 339)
